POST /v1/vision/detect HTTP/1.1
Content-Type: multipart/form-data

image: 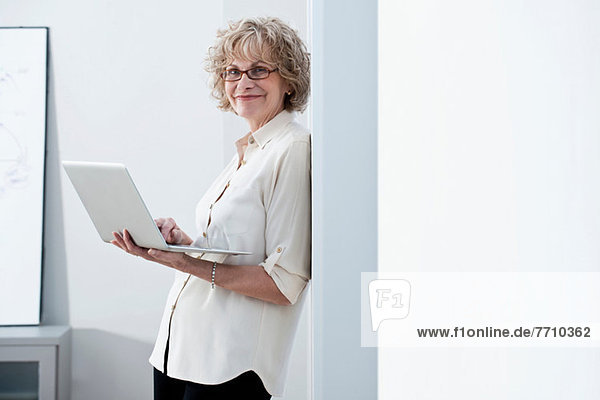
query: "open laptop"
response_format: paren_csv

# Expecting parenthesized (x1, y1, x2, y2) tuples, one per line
(62, 161, 251, 256)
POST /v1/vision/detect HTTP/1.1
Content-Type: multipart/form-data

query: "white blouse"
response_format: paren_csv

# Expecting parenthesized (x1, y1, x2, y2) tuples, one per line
(148, 110, 311, 397)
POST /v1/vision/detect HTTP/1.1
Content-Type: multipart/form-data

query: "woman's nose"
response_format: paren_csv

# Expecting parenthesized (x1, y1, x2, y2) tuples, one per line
(238, 72, 255, 88)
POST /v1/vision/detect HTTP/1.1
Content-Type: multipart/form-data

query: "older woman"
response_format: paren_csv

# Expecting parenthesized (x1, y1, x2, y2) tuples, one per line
(110, 16, 311, 400)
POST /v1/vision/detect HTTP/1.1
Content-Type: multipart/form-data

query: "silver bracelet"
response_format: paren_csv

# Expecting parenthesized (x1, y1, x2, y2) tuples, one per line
(211, 261, 217, 289)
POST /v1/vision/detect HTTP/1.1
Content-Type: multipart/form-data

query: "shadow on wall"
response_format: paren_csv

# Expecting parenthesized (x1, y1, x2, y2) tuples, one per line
(71, 328, 154, 400)
(41, 41, 70, 325)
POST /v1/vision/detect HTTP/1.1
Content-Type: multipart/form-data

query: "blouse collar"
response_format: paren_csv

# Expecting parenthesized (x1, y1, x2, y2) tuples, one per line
(235, 110, 296, 151)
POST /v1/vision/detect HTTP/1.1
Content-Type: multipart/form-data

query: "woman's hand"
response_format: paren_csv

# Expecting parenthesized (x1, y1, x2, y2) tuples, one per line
(111, 229, 187, 269)
(154, 217, 193, 245)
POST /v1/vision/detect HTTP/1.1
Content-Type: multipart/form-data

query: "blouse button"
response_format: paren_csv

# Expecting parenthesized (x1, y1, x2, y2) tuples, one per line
(241, 160, 246, 165)
(276, 247, 282, 253)
(249, 137, 255, 144)
(202, 232, 207, 238)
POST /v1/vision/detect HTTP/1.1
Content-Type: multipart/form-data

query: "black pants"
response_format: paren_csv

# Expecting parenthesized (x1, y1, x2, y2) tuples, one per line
(153, 368, 272, 400)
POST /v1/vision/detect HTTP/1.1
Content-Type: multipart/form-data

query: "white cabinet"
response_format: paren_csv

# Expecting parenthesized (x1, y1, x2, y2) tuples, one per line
(0, 326, 70, 400)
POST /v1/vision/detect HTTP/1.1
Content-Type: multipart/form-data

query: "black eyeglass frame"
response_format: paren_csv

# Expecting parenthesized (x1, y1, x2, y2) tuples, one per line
(220, 67, 278, 81)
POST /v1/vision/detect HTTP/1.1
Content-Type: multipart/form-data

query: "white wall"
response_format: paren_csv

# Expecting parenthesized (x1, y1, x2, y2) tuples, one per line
(379, 0, 600, 398)
(311, 0, 379, 398)
(0, 1, 309, 399)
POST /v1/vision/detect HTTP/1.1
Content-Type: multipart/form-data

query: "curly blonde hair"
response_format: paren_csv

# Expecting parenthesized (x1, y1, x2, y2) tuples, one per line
(205, 17, 311, 113)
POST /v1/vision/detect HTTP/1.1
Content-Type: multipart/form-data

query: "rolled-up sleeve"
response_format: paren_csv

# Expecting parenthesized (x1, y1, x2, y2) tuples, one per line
(259, 139, 311, 305)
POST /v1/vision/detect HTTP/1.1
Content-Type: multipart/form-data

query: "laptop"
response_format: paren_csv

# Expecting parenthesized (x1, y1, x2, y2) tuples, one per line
(62, 161, 251, 256)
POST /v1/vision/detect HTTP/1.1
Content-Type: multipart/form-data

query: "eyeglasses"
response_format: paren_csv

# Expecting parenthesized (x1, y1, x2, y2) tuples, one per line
(221, 67, 278, 81)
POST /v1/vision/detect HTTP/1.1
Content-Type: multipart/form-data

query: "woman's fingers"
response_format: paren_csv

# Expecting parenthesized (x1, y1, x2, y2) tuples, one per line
(112, 229, 146, 258)
(123, 229, 144, 254)
(112, 230, 178, 265)
(110, 239, 124, 250)
(154, 218, 192, 246)
(112, 232, 127, 250)
(113, 231, 134, 254)
(156, 217, 178, 242)
(159, 221, 170, 239)
(155, 217, 168, 234)
(111, 229, 185, 269)
(168, 229, 181, 244)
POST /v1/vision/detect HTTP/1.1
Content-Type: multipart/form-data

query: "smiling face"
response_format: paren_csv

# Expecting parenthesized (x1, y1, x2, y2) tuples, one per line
(224, 58, 291, 132)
